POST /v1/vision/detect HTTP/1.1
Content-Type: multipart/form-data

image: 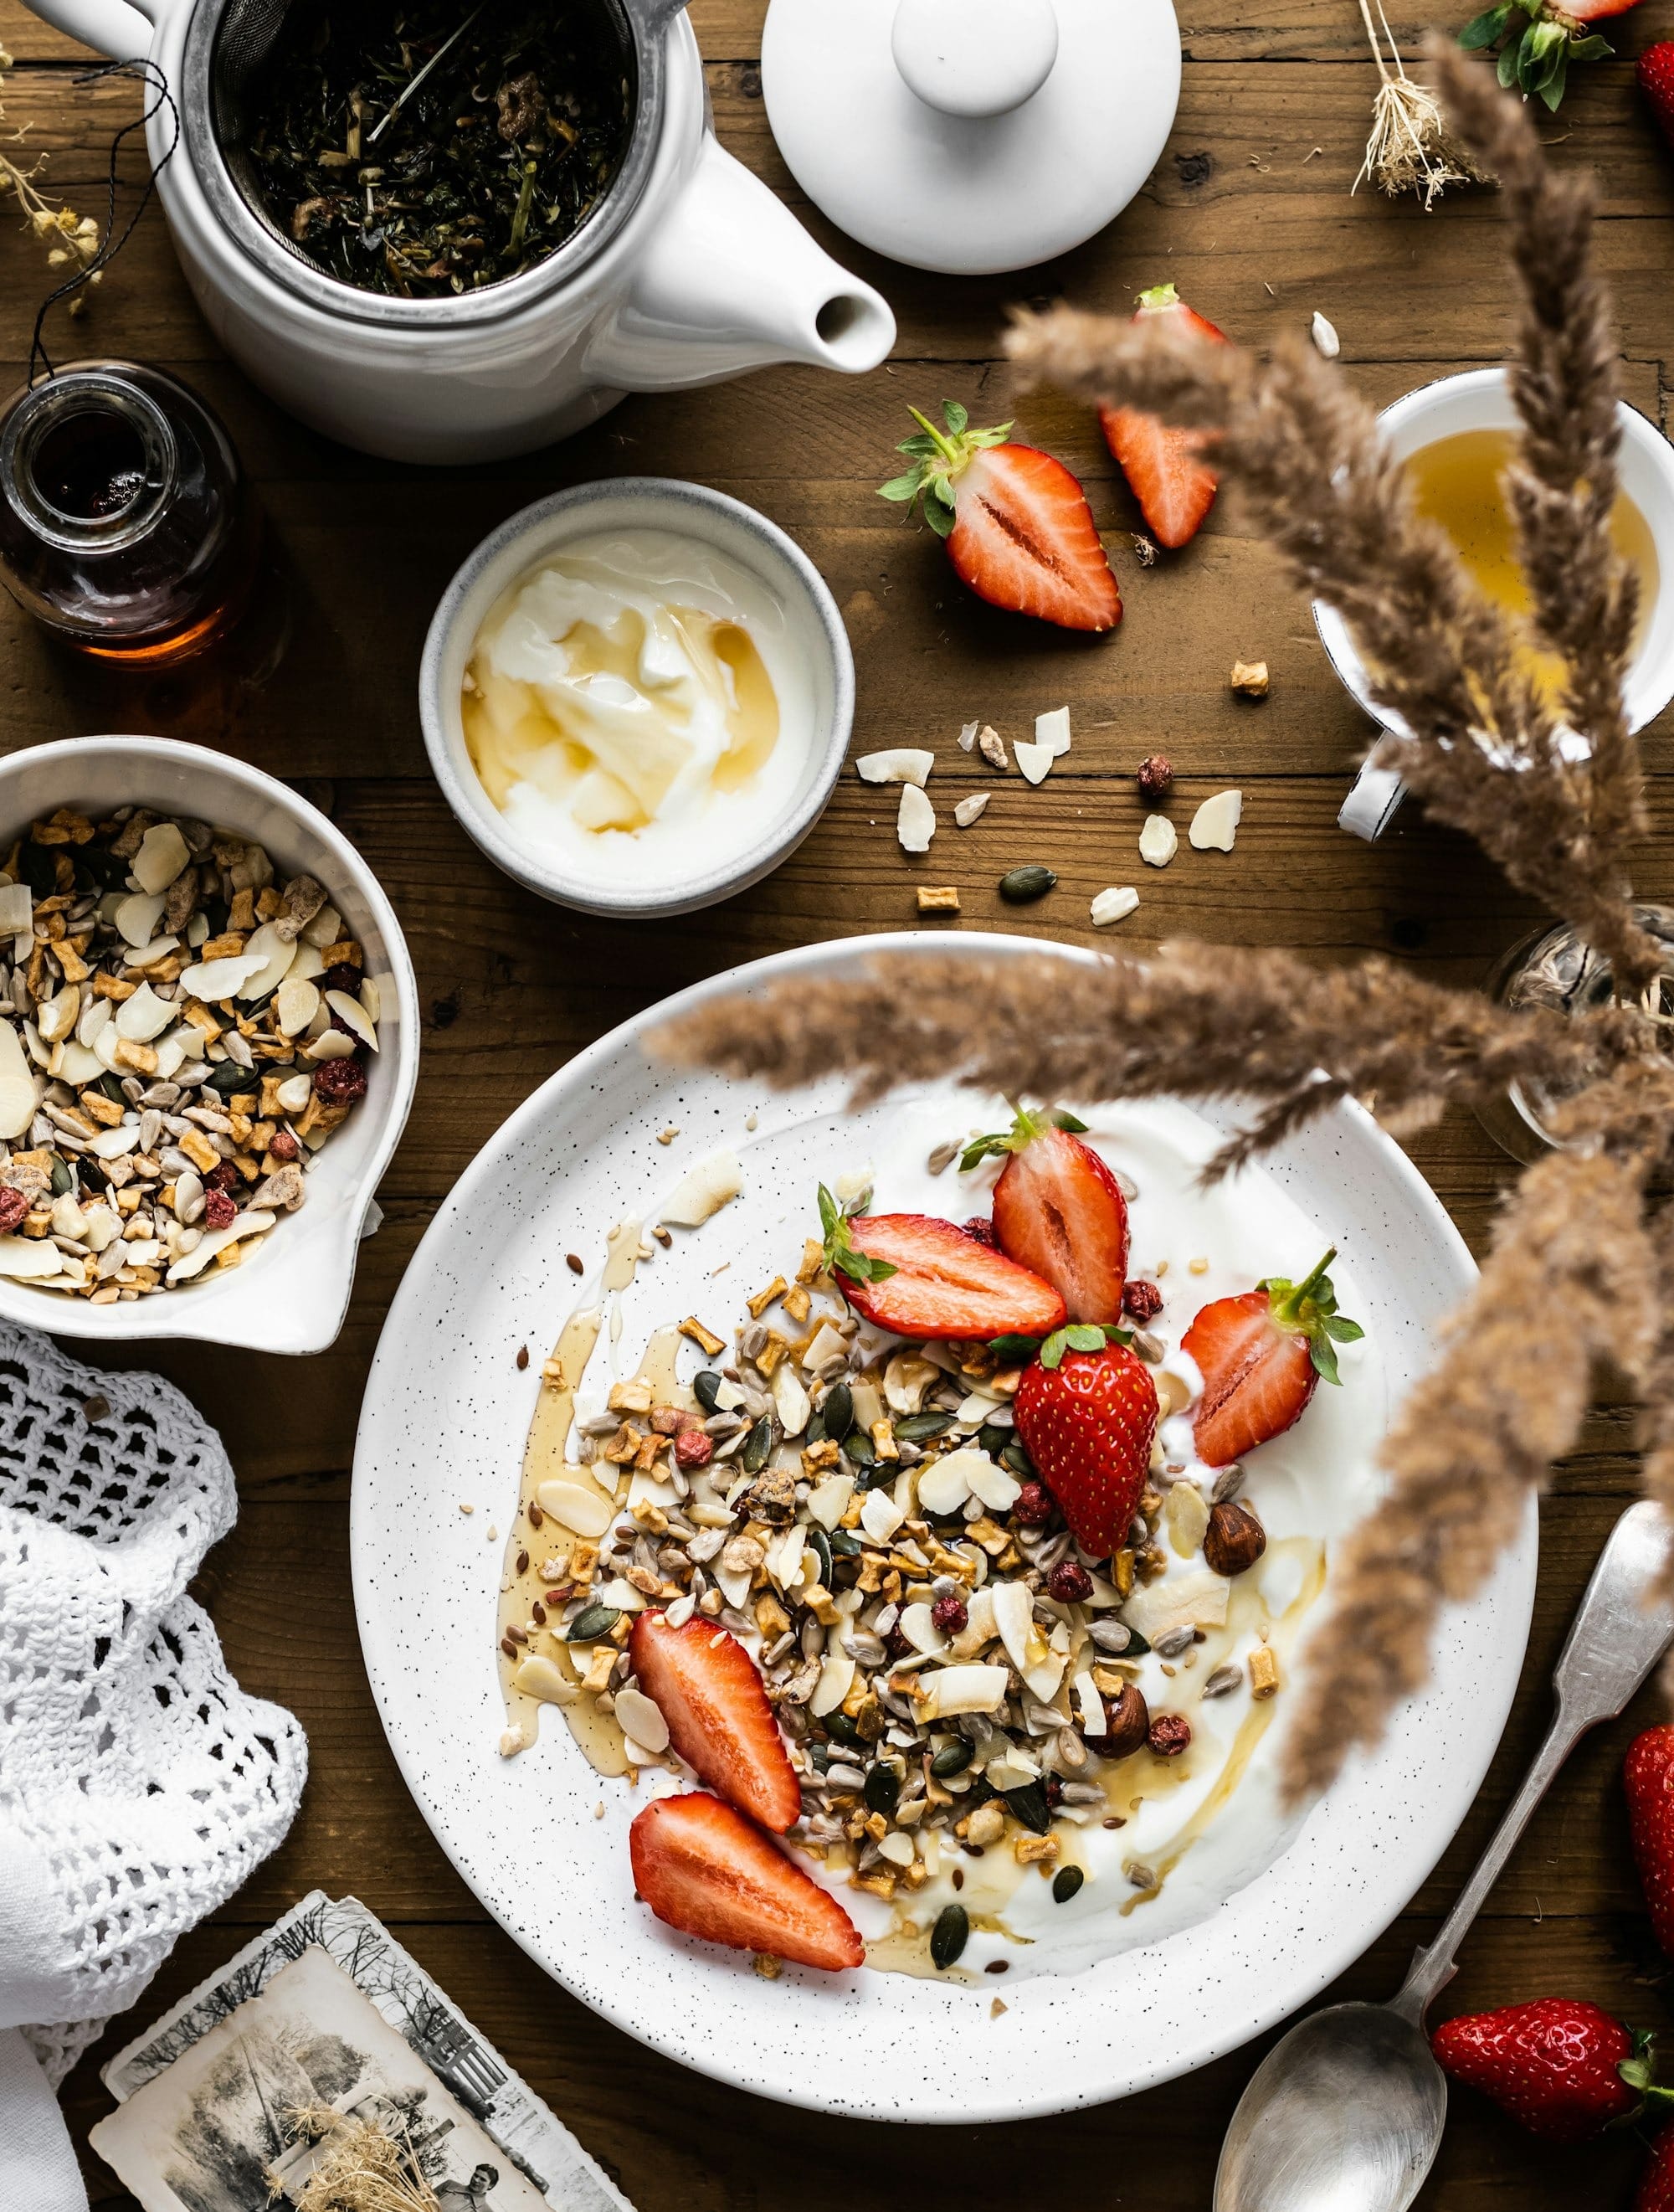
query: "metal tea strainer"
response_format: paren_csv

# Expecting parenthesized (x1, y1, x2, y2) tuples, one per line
(179, 0, 691, 326)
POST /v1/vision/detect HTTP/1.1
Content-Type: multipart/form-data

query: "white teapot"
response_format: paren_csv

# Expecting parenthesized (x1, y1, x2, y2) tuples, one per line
(25, 0, 895, 462)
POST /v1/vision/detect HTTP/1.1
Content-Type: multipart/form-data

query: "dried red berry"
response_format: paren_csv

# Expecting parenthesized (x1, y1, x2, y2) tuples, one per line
(267, 1129, 300, 1163)
(963, 1216, 996, 1247)
(312, 1056, 368, 1104)
(207, 1161, 241, 1192)
(1013, 1480, 1055, 1527)
(1122, 1278, 1163, 1322)
(203, 1187, 238, 1230)
(1047, 1560, 1094, 1604)
(1148, 1713, 1191, 1758)
(321, 961, 362, 996)
(1043, 1772, 1065, 1808)
(0, 1187, 29, 1234)
(674, 1427, 713, 1470)
(932, 1593, 968, 1635)
(1137, 753, 1173, 801)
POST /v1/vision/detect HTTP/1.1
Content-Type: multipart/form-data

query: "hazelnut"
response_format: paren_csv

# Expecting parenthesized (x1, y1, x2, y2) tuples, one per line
(1137, 753, 1173, 802)
(1148, 1712, 1192, 1758)
(1204, 1499, 1267, 1577)
(1089, 1684, 1149, 1761)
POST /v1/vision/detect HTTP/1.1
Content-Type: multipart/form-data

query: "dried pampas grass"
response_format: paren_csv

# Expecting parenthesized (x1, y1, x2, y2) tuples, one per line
(660, 59, 1674, 1803)
(266, 2105, 440, 2212)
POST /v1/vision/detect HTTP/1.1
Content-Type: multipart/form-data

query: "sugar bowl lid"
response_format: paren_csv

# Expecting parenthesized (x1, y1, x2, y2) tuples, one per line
(760, 0, 1183, 276)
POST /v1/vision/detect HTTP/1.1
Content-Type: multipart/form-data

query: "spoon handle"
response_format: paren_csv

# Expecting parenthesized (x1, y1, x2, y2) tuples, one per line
(1391, 1500, 1674, 2024)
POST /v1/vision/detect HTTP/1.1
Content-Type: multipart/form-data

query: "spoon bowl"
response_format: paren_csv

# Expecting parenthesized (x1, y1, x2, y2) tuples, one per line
(1215, 2002, 1445, 2212)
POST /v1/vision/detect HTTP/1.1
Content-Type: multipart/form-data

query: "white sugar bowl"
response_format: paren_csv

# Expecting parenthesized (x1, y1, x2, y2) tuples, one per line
(0, 738, 418, 1353)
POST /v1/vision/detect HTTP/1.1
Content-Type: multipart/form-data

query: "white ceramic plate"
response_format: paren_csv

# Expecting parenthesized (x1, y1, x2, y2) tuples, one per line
(352, 933, 1536, 2122)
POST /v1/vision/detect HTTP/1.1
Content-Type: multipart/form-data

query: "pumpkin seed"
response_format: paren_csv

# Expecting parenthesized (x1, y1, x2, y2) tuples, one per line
(825, 1710, 860, 1744)
(808, 1525, 833, 1587)
(693, 1370, 723, 1412)
(864, 1762, 901, 1816)
(999, 865, 1056, 903)
(822, 1381, 852, 1440)
(930, 1742, 973, 1777)
(894, 1411, 953, 1442)
(843, 1428, 876, 1468)
(565, 1603, 621, 1643)
(829, 1528, 864, 1556)
(978, 1422, 1010, 1458)
(1004, 1781, 1053, 1834)
(930, 1902, 969, 1968)
(1052, 1865, 1085, 1904)
(1000, 1441, 1036, 1479)
(742, 1417, 774, 1472)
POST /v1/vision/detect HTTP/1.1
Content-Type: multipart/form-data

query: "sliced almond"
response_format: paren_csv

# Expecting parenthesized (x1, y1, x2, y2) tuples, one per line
(857, 748, 935, 787)
(1189, 789, 1244, 851)
(324, 990, 378, 1050)
(1139, 815, 1178, 868)
(1035, 705, 1072, 758)
(1013, 739, 1052, 785)
(1090, 885, 1139, 928)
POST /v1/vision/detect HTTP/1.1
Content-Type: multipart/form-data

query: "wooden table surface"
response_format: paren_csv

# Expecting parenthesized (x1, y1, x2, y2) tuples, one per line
(4, 0, 1674, 2200)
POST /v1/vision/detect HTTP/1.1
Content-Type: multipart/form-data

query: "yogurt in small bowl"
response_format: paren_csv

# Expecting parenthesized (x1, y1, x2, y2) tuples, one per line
(421, 481, 853, 918)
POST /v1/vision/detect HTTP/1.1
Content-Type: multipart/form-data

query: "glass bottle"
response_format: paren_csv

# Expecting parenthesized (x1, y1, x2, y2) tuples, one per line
(0, 359, 260, 664)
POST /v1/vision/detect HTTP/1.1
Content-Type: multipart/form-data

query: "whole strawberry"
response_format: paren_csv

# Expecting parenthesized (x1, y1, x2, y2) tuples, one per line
(1430, 1999, 1657, 2143)
(1625, 1725, 1674, 1957)
(1639, 43, 1674, 155)
(1013, 1336, 1158, 1557)
(1640, 2121, 1674, 2211)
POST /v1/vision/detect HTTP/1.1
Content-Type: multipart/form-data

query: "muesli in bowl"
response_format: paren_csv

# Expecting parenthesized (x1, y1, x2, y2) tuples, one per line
(0, 800, 380, 1304)
(496, 1092, 1379, 1981)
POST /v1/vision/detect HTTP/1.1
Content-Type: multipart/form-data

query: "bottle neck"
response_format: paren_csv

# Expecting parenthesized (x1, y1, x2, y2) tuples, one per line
(1, 369, 177, 557)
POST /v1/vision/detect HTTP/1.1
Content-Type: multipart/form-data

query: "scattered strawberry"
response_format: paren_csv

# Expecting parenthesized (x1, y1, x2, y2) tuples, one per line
(1457, 0, 1626, 112)
(1182, 1247, 1363, 1469)
(629, 1613, 799, 1833)
(1639, 42, 1674, 152)
(629, 1791, 864, 1972)
(818, 1183, 1065, 1342)
(1099, 286, 1226, 549)
(963, 1103, 1129, 1324)
(1641, 2122, 1674, 2212)
(1431, 1999, 1665, 2143)
(1014, 1339, 1158, 1557)
(879, 400, 1121, 632)
(1625, 1725, 1674, 1957)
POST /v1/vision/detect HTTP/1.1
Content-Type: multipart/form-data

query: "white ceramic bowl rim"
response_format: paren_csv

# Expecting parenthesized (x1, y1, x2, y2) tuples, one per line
(418, 479, 855, 919)
(0, 735, 420, 1350)
(1313, 367, 1674, 737)
(351, 929, 1538, 2122)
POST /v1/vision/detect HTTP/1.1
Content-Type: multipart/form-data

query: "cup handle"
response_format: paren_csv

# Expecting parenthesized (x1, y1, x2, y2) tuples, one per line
(22, 0, 158, 64)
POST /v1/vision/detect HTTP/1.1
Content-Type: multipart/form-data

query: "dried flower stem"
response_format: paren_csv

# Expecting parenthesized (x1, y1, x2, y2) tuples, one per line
(0, 46, 102, 285)
(267, 2104, 441, 2212)
(1355, 0, 1484, 209)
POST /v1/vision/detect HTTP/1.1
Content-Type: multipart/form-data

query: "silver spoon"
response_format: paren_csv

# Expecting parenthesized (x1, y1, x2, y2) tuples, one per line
(1214, 1499, 1674, 2212)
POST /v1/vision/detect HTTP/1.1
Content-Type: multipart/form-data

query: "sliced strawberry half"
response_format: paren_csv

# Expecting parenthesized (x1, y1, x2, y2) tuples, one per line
(819, 1184, 1066, 1341)
(1013, 1339, 1158, 1557)
(879, 401, 1121, 632)
(1182, 1247, 1363, 1469)
(967, 1103, 1129, 1324)
(1100, 285, 1227, 551)
(629, 1612, 799, 1833)
(629, 1792, 865, 1972)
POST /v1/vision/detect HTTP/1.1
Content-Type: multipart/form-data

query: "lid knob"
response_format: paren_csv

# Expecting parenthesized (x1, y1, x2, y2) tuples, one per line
(890, 0, 1060, 119)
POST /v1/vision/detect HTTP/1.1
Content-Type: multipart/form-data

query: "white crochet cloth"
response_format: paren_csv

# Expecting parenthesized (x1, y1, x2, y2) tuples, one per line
(0, 1323, 306, 2210)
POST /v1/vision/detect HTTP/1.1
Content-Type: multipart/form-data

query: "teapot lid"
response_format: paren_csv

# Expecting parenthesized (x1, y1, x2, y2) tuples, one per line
(760, 0, 1183, 276)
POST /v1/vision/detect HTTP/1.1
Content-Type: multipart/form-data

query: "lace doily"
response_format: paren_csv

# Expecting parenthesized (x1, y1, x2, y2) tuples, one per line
(0, 1322, 306, 2084)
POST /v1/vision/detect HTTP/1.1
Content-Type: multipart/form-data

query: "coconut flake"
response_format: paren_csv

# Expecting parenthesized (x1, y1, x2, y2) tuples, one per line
(660, 1149, 743, 1227)
(1013, 739, 1053, 785)
(1139, 815, 1178, 868)
(1189, 789, 1244, 851)
(1035, 705, 1072, 758)
(857, 748, 935, 787)
(897, 784, 936, 852)
(1091, 886, 1140, 928)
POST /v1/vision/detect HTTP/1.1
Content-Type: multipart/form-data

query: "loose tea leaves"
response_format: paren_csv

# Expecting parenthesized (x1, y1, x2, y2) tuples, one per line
(242, 0, 632, 297)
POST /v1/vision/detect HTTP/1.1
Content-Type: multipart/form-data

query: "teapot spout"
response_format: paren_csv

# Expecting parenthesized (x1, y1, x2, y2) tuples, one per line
(586, 136, 895, 392)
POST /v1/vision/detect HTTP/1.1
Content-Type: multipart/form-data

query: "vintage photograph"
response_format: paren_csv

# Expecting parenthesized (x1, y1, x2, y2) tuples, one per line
(90, 1947, 552, 2212)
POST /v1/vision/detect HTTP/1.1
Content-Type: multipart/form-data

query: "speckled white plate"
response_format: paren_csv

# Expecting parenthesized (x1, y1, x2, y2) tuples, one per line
(352, 932, 1536, 2123)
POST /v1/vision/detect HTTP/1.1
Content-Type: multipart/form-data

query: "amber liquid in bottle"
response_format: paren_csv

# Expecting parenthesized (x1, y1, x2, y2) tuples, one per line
(0, 360, 261, 663)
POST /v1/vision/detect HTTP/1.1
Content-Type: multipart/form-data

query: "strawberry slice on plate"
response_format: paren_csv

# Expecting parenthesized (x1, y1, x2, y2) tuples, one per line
(1013, 1337, 1158, 1557)
(964, 1103, 1129, 1323)
(1100, 285, 1227, 550)
(630, 1612, 799, 1833)
(1182, 1247, 1363, 1469)
(630, 1791, 865, 1972)
(819, 1184, 1066, 1341)
(879, 400, 1121, 631)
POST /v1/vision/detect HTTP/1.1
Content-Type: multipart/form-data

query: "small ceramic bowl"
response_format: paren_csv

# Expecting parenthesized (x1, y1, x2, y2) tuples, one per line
(1317, 368, 1674, 735)
(0, 736, 418, 1353)
(419, 479, 854, 919)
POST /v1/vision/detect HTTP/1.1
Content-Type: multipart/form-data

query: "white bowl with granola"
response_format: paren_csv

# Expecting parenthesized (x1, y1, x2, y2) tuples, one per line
(352, 934, 1536, 2120)
(0, 737, 418, 1351)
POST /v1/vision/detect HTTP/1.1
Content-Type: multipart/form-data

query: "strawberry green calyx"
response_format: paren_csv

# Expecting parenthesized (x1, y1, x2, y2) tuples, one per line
(1456, 0, 1614, 111)
(1135, 283, 1182, 312)
(1616, 2029, 1674, 2122)
(958, 1099, 1088, 1173)
(878, 400, 1012, 541)
(817, 1182, 897, 1288)
(1258, 1246, 1365, 1386)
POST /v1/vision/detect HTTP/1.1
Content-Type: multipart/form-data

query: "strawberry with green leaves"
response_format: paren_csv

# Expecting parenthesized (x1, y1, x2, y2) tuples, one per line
(1014, 1332, 1159, 1556)
(1182, 1247, 1363, 1469)
(1431, 1999, 1668, 2143)
(1457, 0, 1628, 112)
(962, 1103, 1130, 1324)
(818, 1182, 1066, 1342)
(879, 401, 1122, 633)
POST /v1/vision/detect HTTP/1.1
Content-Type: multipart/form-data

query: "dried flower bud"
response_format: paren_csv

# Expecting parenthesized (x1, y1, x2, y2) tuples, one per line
(1137, 754, 1173, 802)
(1204, 1499, 1267, 1577)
